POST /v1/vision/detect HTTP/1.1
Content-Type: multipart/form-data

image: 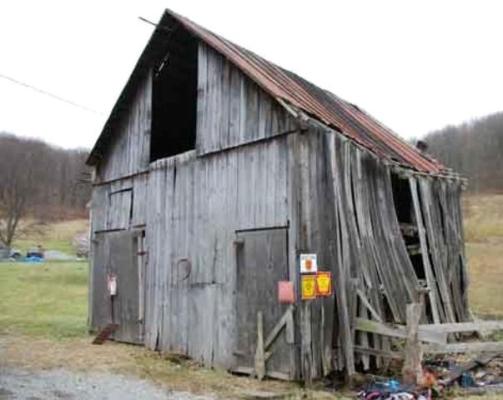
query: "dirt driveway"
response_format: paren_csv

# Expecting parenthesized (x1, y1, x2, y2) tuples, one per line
(0, 336, 329, 400)
(0, 368, 213, 400)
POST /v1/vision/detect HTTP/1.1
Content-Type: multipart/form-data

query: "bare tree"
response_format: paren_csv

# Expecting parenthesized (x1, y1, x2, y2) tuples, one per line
(424, 111, 503, 192)
(0, 133, 91, 243)
(0, 136, 40, 249)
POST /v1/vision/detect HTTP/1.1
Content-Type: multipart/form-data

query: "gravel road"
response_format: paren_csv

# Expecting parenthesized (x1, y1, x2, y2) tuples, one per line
(0, 368, 214, 400)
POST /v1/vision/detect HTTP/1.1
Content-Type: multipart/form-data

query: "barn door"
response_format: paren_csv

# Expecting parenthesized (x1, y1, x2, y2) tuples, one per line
(234, 227, 295, 379)
(91, 230, 144, 344)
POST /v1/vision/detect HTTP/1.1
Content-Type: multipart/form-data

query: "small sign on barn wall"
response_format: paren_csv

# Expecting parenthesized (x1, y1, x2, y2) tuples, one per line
(300, 271, 333, 301)
(107, 273, 117, 296)
(278, 281, 295, 304)
(299, 253, 317, 274)
(301, 275, 317, 300)
(315, 271, 332, 297)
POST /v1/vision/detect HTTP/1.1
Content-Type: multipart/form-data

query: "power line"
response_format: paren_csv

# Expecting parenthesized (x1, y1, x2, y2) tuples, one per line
(0, 72, 104, 115)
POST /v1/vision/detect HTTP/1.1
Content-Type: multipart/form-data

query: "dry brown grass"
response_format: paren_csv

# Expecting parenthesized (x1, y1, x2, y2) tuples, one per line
(0, 335, 340, 399)
(464, 193, 503, 318)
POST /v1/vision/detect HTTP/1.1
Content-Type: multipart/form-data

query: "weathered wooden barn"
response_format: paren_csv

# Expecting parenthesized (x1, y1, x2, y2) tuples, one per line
(87, 9, 469, 381)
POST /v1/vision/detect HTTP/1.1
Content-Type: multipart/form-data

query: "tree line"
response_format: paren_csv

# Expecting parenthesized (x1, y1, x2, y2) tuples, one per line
(423, 111, 503, 192)
(0, 132, 90, 248)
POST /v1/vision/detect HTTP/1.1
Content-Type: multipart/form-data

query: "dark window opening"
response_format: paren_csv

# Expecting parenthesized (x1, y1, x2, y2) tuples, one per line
(150, 26, 198, 162)
(391, 174, 424, 279)
(391, 174, 413, 224)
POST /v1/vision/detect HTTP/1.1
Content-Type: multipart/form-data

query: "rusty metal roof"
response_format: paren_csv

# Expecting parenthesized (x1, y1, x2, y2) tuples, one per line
(89, 9, 445, 174)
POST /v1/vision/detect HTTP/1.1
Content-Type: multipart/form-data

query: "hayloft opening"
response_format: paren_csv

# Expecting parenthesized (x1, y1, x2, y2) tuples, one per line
(150, 27, 198, 162)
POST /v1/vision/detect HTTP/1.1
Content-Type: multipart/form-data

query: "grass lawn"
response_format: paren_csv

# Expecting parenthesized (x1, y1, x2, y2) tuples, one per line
(0, 261, 88, 338)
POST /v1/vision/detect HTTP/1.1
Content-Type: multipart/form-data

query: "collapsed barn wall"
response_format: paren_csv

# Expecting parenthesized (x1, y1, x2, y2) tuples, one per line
(290, 125, 469, 379)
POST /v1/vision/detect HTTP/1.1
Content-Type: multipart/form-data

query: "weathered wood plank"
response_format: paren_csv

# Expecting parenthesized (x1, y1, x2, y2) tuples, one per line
(402, 303, 424, 385)
(420, 321, 503, 334)
(424, 342, 503, 354)
(255, 311, 266, 380)
(196, 44, 296, 155)
(355, 318, 447, 344)
(409, 177, 441, 323)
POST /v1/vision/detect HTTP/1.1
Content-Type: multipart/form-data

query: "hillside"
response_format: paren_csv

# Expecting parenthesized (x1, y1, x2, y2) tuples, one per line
(424, 112, 503, 192)
(464, 193, 503, 317)
(0, 133, 91, 220)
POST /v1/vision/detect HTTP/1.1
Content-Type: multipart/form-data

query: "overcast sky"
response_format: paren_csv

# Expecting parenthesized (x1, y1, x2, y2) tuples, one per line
(1, 0, 502, 149)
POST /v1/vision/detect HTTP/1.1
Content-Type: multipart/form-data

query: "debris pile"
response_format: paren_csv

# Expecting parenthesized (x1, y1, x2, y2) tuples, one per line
(356, 354, 503, 399)
(426, 354, 503, 392)
(357, 376, 434, 400)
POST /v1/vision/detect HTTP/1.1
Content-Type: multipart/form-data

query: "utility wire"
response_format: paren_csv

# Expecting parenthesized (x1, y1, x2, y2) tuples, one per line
(0, 72, 104, 115)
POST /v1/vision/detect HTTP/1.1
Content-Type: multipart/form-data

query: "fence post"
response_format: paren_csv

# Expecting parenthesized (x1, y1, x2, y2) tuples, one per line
(402, 302, 423, 385)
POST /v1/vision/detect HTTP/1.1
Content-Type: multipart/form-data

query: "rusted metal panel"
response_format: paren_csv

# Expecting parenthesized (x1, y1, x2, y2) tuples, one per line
(88, 9, 445, 175)
(169, 9, 444, 174)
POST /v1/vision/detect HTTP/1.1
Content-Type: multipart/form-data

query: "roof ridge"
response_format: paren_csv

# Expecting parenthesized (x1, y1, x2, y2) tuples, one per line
(89, 8, 448, 175)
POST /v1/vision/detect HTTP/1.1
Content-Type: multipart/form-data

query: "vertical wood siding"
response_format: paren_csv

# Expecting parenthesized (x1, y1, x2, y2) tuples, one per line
(144, 137, 290, 369)
(90, 174, 148, 233)
(89, 37, 468, 380)
(97, 72, 152, 182)
(290, 127, 469, 379)
(196, 44, 297, 155)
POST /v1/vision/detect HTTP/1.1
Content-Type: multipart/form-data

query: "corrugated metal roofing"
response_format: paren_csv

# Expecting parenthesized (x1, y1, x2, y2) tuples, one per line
(88, 9, 446, 174)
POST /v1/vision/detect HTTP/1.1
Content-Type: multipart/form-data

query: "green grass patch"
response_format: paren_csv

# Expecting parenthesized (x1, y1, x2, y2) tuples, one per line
(0, 261, 88, 339)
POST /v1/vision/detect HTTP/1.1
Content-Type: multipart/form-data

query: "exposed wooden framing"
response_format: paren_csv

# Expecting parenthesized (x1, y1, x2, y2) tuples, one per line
(409, 177, 441, 323)
(254, 312, 266, 380)
(402, 303, 424, 385)
(356, 289, 383, 323)
(355, 318, 447, 344)
(264, 305, 295, 349)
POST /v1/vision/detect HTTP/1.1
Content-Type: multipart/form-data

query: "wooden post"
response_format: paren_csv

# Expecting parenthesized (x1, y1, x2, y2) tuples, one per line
(254, 311, 266, 380)
(402, 302, 423, 385)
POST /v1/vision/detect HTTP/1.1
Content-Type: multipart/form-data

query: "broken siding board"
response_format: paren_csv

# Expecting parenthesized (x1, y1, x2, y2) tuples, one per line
(355, 319, 447, 344)
(325, 132, 355, 376)
(419, 180, 456, 322)
(409, 177, 441, 324)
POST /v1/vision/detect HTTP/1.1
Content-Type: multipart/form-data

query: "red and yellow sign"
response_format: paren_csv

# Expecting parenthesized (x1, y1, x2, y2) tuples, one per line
(301, 275, 317, 300)
(301, 271, 333, 301)
(315, 271, 332, 297)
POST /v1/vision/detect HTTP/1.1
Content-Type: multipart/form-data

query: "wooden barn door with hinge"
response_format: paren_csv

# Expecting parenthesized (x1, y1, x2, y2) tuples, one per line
(91, 230, 145, 344)
(234, 227, 296, 380)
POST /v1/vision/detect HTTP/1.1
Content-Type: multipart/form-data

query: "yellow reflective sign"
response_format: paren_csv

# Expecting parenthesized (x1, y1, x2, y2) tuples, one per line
(316, 271, 332, 297)
(301, 275, 316, 300)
